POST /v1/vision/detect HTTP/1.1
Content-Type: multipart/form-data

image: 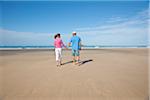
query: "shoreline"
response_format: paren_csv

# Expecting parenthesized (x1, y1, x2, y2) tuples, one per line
(0, 47, 149, 51)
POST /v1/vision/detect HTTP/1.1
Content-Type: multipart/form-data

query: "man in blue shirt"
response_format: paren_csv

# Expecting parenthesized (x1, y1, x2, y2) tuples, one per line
(68, 32, 81, 64)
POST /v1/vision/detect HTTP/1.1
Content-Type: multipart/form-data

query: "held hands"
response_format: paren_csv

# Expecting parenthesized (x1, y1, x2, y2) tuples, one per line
(68, 43, 71, 47)
(65, 47, 68, 50)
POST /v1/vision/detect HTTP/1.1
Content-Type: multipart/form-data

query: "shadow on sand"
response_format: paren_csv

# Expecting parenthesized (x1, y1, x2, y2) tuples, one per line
(62, 59, 93, 66)
(78, 59, 93, 66)
(61, 61, 73, 65)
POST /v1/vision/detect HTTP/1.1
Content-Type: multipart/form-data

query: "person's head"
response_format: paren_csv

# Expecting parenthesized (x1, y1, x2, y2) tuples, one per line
(54, 34, 57, 39)
(72, 31, 76, 36)
(57, 33, 61, 38)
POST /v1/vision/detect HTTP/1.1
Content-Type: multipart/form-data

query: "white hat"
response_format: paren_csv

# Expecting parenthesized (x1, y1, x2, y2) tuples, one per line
(72, 31, 76, 33)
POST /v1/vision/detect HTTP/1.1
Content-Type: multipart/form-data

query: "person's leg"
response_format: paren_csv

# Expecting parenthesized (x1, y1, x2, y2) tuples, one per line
(73, 56, 76, 64)
(55, 48, 59, 66)
(72, 50, 76, 64)
(59, 48, 62, 65)
(75, 50, 80, 64)
(76, 56, 80, 62)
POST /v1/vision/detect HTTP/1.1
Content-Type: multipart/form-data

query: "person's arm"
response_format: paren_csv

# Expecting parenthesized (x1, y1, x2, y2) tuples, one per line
(79, 38, 82, 50)
(61, 40, 67, 49)
(54, 40, 56, 48)
(54, 40, 56, 50)
(68, 38, 72, 47)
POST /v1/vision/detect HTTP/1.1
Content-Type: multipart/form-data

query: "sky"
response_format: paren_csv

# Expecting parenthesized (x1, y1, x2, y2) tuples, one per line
(0, 1, 149, 46)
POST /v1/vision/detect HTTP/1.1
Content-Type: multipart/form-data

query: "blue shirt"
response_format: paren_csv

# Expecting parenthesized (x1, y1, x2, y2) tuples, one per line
(69, 36, 81, 50)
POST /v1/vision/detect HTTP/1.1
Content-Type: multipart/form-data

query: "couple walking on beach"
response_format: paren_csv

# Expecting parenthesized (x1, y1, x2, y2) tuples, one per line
(54, 31, 81, 67)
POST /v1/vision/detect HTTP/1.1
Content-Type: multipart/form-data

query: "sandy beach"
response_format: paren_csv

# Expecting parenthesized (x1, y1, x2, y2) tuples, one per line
(0, 48, 148, 100)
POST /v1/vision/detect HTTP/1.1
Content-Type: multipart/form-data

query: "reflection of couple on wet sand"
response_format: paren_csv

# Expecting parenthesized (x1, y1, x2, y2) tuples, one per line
(54, 31, 81, 67)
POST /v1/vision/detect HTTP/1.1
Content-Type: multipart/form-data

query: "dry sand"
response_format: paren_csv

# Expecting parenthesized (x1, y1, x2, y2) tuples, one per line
(0, 48, 148, 100)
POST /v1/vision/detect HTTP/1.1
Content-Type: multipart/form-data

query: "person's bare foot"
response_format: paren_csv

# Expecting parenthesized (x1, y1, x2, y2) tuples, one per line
(58, 62, 61, 67)
(75, 61, 79, 64)
(75, 60, 81, 65)
(56, 61, 61, 67)
(73, 60, 76, 65)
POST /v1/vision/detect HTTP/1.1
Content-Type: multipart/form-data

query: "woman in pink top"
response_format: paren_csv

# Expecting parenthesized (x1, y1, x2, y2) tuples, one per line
(54, 33, 67, 66)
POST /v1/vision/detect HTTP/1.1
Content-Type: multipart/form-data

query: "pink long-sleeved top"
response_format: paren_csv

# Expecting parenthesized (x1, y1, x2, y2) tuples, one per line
(54, 38, 66, 48)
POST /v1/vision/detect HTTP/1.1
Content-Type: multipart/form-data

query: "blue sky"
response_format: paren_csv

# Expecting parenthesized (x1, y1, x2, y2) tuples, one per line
(0, 1, 149, 46)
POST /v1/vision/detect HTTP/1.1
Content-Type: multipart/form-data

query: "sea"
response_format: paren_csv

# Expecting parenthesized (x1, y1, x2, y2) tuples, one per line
(0, 45, 148, 50)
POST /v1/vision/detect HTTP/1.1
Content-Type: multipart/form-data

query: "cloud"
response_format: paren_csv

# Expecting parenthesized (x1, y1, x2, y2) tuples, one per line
(0, 29, 71, 46)
(0, 9, 149, 46)
(75, 9, 149, 46)
(0, 29, 52, 46)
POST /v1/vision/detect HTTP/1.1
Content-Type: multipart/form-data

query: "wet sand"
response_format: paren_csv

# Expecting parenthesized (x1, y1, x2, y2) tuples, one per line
(0, 48, 148, 100)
